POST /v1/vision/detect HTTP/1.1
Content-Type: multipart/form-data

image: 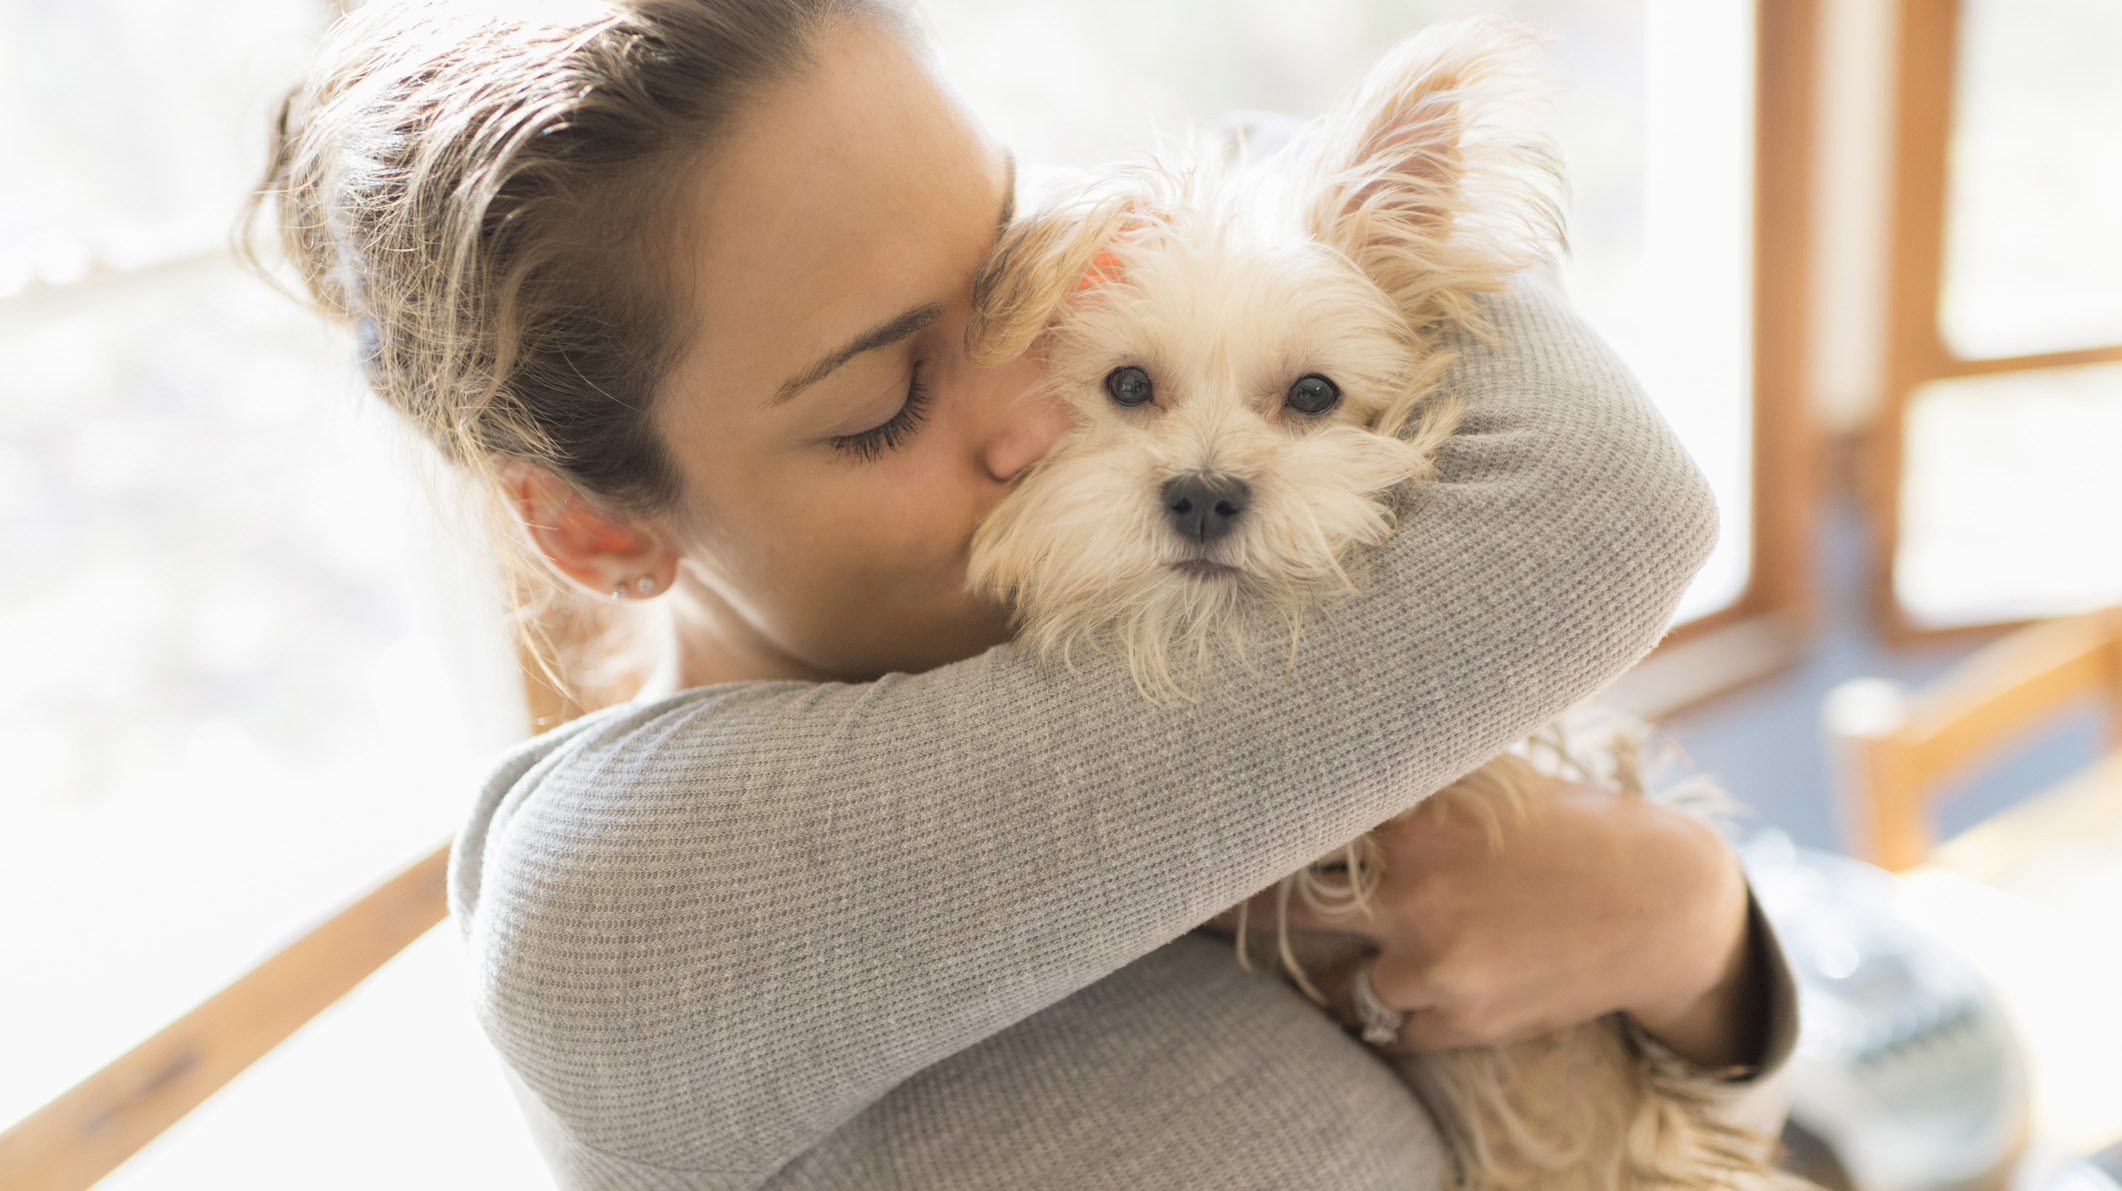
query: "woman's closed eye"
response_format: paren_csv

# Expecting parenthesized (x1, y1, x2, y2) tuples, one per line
(829, 362, 932, 463)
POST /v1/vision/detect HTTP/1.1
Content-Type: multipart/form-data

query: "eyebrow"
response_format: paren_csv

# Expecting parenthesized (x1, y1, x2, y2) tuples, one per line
(767, 152, 1019, 410)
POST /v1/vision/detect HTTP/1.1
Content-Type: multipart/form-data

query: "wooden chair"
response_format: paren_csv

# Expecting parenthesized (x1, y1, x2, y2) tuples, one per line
(0, 658, 581, 1191)
(1826, 604, 2122, 1159)
(1825, 605, 2122, 872)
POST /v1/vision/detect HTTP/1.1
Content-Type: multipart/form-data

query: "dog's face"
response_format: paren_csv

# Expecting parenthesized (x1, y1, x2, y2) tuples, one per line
(966, 19, 1562, 695)
(968, 193, 1451, 694)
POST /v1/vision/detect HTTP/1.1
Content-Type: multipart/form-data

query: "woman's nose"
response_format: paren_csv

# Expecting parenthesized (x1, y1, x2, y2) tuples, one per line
(978, 357, 1070, 483)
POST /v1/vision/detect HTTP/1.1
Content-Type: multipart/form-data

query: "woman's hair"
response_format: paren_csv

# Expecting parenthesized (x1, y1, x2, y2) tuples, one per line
(245, 0, 909, 716)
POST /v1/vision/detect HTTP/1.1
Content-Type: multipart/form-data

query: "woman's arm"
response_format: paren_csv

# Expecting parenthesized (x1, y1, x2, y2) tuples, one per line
(448, 274, 1719, 1178)
(1627, 894, 1801, 1140)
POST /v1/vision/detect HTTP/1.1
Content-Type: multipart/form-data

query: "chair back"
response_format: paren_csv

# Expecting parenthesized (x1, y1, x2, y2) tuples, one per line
(1825, 606, 2122, 871)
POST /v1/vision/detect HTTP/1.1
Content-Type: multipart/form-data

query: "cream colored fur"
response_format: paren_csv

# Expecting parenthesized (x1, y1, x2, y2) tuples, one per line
(967, 18, 1804, 1191)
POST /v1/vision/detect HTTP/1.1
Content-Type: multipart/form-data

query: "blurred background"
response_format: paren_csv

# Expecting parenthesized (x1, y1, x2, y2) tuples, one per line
(1, 0, 2117, 1188)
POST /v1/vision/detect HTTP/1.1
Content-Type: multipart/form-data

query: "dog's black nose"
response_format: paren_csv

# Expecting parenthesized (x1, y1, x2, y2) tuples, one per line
(1161, 473, 1250, 543)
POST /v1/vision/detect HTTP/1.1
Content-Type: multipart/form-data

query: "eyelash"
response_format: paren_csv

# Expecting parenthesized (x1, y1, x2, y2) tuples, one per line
(829, 362, 932, 463)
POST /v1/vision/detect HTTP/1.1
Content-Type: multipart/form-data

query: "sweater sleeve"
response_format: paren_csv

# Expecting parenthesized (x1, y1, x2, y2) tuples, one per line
(447, 273, 1721, 1181)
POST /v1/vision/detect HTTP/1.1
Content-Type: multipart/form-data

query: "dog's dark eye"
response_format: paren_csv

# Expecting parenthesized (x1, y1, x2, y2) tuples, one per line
(1104, 365, 1154, 407)
(1286, 373, 1341, 415)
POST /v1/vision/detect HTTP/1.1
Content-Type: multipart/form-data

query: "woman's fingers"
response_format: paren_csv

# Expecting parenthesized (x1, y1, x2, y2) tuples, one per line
(1311, 949, 1450, 1052)
(1312, 953, 1382, 1031)
(1395, 1010, 1499, 1053)
(1284, 881, 1395, 936)
(1216, 878, 1544, 1054)
(1211, 878, 1392, 941)
(1333, 947, 1550, 1053)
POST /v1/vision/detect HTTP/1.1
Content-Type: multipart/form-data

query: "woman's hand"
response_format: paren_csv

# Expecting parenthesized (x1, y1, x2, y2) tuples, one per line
(1203, 780, 1764, 1069)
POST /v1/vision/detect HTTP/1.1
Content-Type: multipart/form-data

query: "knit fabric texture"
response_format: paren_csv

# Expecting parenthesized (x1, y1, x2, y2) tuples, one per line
(448, 275, 1792, 1189)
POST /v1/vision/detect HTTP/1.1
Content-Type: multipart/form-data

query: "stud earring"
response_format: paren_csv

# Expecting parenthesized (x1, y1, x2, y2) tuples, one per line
(634, 575, 657, 596)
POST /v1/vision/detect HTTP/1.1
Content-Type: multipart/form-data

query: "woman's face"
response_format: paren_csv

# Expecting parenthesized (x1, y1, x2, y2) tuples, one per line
(650, 20, 1064, 684)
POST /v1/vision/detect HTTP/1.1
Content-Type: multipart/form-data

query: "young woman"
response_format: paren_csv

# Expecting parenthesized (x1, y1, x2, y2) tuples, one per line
(258, 1, 1796, 1186)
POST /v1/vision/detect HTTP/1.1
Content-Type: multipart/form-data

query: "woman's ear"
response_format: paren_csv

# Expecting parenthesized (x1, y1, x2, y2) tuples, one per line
(506, 463, 681, 600)
(1299, 17, 1565, 329)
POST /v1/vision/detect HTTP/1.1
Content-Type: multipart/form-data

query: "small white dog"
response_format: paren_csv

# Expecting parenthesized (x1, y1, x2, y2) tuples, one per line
(966, 19, 1798, 1191)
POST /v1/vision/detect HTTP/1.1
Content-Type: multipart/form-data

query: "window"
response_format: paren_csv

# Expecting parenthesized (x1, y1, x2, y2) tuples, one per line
(1874, 0, 2122, 635)
(0, 0, 527, 1175)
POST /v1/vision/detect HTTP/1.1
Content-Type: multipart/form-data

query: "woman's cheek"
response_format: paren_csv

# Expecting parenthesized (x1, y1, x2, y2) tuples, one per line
(892, 443, 983, 563)
(815, 476, 929, 576)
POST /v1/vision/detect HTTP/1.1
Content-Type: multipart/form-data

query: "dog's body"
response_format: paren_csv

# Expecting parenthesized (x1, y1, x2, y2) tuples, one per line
(965, 19, 1797, 1191)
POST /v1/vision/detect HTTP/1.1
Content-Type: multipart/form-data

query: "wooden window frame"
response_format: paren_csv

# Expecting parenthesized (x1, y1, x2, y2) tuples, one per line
(1868, 0, 2122, 644)
(1614, 0, 1822, 717)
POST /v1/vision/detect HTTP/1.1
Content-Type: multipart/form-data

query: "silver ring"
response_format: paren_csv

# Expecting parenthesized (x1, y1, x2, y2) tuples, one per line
(1350, 959, 1406, 1047)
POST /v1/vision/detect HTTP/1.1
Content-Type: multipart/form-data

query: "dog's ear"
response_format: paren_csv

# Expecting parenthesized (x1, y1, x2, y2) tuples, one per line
(967, 184, 1158, 367)
(1299, 17, 1565, 330)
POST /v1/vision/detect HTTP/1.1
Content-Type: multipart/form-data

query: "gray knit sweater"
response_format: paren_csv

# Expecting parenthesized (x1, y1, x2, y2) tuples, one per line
(448, 276, 1797, 1190)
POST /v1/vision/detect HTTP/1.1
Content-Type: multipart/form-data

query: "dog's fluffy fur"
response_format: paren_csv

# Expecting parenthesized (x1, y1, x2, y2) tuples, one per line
(966, 19, 1801, 1191)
